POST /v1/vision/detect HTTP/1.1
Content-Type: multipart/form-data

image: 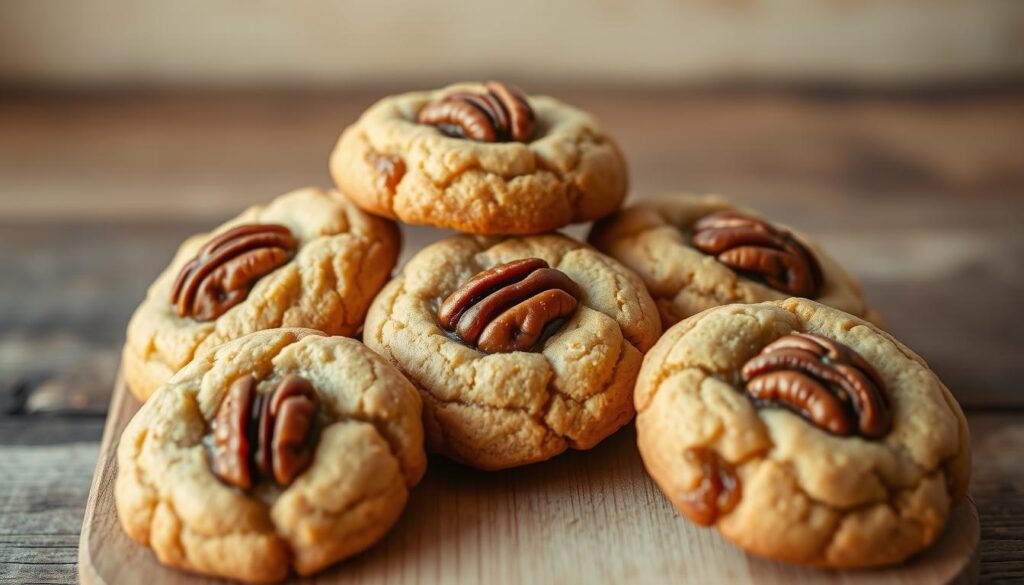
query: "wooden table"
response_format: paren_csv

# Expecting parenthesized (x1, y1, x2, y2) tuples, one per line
(1, 89, 1022, 583)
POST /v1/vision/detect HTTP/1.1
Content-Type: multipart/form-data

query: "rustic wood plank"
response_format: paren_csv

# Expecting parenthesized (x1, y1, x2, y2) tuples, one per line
(0, 91, 1021, 222)
(0, 442, 99, 585)
(0, 411, 1019, 583)
(0, 415, 104, 446)
(0, 219, 197, 415)
(967, 413, 1024, 584)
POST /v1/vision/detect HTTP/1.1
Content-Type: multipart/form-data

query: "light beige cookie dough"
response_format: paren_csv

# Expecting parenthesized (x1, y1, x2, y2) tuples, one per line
(589, 195, 884, 328)
(330, 82, 628, 234)
(115, 328, 426, 583)
(123, 187, 401, 401)
(635, 299, 971, 568)
(364, 234, 661, 470)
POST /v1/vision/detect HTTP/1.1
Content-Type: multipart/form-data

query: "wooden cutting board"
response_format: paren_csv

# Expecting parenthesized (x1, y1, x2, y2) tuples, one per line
(79, 373, 979, 585)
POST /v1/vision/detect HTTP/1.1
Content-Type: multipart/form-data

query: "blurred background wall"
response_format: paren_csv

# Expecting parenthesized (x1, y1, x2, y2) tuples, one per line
(1, 0, 1022, 89)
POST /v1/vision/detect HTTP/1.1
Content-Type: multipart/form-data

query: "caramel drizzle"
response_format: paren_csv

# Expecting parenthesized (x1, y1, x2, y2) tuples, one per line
(678, 447, 741, 526)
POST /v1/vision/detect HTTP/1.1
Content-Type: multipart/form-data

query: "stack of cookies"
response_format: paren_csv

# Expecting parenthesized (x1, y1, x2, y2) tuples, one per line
(115, 82, 970, 582)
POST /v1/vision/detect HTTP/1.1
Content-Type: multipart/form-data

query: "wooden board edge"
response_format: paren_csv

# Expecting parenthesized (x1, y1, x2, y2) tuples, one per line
(954, 498, 982, 585)
(78, 368, 131, 585)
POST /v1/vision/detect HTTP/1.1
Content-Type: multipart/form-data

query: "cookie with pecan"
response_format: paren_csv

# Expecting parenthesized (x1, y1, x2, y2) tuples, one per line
(364, 234, 661, 470)
(635, 299, 970, 568)
(122, 187, 401, 401)
(329, 82, 628, 234)
(588, 195, 884, 328)
(115, 328, 426, 583)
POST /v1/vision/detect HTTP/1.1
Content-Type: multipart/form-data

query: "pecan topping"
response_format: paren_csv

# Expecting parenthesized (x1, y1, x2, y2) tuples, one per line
(211, 375, 257, 490)
(418, 81, 535, 143)
(210, 374, 318, 490)
(170, 224, 298, 321)
(741, 333, 892, 438)
(268, 376, 318, 485)
(438, 258, 581, 353)
(678, 447, 741, 526)
(691, 211, 822, 298)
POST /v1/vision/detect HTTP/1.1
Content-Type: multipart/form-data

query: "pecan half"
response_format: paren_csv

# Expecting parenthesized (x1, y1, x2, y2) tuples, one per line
(210, 374, 319, 490)
(741, 333, 892, 438)
(268, 375, 318, 486)
(251, 390, 274, 478)
(418, 81, 535, 143)
(211, 375, 257, 491)
(678, 447, 741, 526)
(170, 224, 297, 322)
(438, 258, 581, 353)
(691, 211, 822, 298)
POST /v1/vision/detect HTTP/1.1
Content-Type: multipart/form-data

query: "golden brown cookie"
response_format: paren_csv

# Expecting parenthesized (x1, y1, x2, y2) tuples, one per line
(122, 187, 400, 401)
(115, 328, 426, 583)
(364, 234, 661, 470)
(589, 195, 884, 328)
(635, 299, 970, 568)
(329, 82, 628, 234)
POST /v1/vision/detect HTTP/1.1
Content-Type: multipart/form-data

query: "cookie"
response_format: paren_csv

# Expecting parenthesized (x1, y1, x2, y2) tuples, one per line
(364, 234, 661, 470)
(329, 81, 628, 234)
(635, 299, 971, 568)
(115, 328, 426, 582)
(589, 195, 884, 328)
(122, 187, 401, 401)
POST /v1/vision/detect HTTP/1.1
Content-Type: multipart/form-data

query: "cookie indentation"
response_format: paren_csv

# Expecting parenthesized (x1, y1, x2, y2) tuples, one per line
(210, 374, 318, 490)
(741, 333, 892, 438)
(692, 211, 822, 298)
(418, 81, 535, 143)
(438, 258, 581, 353)
(170, 224, 297, 321)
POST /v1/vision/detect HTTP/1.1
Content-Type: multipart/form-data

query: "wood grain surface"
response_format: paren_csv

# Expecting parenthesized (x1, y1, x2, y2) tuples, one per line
(0, 411, 1013, 584)
(78, 375, 980, 585)
(0, 89, 1023, 583)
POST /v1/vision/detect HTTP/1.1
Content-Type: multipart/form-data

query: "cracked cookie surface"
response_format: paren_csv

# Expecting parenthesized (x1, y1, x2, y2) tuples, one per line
(589, 195, 883, 328)
(122, 187, 401, 401)
(635, 299, 970, 568)
(115, 328, 426, 583)
(329, 83, 629, 234)
(364, 234, 661, 470)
